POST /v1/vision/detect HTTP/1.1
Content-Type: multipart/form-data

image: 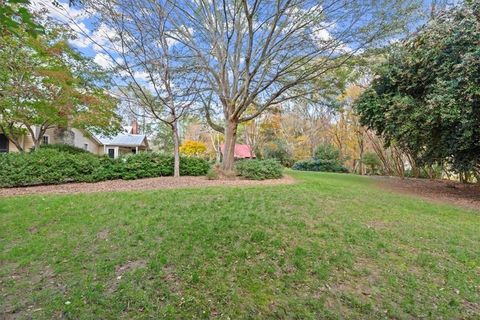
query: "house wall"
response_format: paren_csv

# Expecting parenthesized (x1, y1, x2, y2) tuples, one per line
(70, 128, 101, 154)
(4, 127, 148, 159)
(6, 127, 101, 154)
(118, 146, 146, 156)
(8, 134, 34, 152)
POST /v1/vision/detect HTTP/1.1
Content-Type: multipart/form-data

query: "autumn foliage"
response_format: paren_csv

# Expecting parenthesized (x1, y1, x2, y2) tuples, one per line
(180, 140, 207, 157)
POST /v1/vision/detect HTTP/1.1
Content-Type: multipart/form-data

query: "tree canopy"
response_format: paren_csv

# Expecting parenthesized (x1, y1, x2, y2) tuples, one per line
(355, 2, 480, 176)
(0, 27, 121, 150)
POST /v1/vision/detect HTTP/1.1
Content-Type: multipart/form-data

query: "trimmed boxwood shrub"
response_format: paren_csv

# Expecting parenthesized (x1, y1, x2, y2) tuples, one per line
(235, 159, 283, 180)
(0, 149, 210, 187)
(292, 159, 349, 173)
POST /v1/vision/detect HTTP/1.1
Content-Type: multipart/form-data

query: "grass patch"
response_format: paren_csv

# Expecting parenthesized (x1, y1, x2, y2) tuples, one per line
(1, 171, 479, 319)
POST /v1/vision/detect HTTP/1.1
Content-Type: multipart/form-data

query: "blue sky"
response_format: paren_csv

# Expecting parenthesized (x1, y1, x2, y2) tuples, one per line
(32, 0, 446, 70)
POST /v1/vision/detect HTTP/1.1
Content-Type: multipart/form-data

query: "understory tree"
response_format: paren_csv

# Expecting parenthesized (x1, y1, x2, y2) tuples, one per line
(75, 0, 198, 177)
(355, 2, 480, 180)
(0, 28, 120, 151)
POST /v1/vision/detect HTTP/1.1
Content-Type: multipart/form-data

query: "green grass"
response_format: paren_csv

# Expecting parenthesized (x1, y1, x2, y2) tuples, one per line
(1, 171, 479, 319)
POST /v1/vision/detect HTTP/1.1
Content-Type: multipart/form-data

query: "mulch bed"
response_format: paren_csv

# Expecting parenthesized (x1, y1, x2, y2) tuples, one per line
(0, 175, 296, 197)
(373, 176, 480, 211)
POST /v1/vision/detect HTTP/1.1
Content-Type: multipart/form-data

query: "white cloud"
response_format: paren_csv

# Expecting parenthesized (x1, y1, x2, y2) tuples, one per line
(93, 53, 114, 68)
(132, 71, 150, 82)
(313, 29, 332, 42)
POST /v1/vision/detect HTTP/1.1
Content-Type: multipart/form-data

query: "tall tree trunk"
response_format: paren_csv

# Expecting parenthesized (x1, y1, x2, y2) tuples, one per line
(222, 119, 238, 172)
(172, 121, 180, 178)
(358, 145, 364, 175)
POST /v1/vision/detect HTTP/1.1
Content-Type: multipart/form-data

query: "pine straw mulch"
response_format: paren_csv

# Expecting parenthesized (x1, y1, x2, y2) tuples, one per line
(0, 175, 296, 197)
(373, 176, 480, 212)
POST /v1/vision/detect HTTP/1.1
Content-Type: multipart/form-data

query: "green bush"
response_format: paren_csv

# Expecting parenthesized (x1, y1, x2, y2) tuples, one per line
(235, 159, 283, 180)
(292, 159, 349, 173)
(362, 152, 382, 175)
(314, 144, 343, 164)
(293, 143, 349, 173)
(0, 149, 211, 187)
(40, 143, 89, 154)
(0, 149, 103, 187)
(262, 141, 295, 167)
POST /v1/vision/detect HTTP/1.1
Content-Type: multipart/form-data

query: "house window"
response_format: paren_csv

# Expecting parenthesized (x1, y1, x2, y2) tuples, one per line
(131, 148, 137, 154)
(42, 135, 49, 145)
(0, 134, 8, 153)
(107, 148, 115, 159)
(83, 143, 88, 151)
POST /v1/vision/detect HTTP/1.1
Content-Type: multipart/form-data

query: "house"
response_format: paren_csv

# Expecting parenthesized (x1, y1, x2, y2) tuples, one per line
(0, 121, 149, 159)
(220, 144, 256, 160)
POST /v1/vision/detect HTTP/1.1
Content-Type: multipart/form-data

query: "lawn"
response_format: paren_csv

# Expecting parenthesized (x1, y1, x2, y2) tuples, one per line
(1, 172, 479, 319)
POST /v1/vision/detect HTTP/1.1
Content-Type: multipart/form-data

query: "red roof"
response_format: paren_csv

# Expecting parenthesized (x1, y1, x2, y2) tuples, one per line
(220, 144, 256, 159)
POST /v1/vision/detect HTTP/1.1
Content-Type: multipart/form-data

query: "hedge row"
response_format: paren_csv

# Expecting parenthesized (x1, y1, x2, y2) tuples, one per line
(0, 148, 210, 187)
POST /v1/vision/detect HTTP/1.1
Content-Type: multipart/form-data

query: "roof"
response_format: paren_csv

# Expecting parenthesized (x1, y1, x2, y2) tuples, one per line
(94, 133, 148, 147)
(220, 144, 256, 159)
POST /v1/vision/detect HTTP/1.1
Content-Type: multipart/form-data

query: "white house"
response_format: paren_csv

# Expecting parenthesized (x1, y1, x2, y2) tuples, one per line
(0, 121, 149, 159)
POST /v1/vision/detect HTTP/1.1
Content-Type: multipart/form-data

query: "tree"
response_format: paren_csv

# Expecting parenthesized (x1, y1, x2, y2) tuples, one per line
(0, 28, 120, 151)
(355, 2, 480, 179)
(0, 0, 43, 35)
(168, 0, 423, 171)
(75, 0, 199, 177)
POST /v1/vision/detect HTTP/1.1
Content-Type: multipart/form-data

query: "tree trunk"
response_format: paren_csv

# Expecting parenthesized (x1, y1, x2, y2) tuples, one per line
(172, 121, 180, 178)
(7, 136, 24, 152)
(221, 119, 238, 172)
(32, 137, 42, 151)
(358, 148, 364, 175)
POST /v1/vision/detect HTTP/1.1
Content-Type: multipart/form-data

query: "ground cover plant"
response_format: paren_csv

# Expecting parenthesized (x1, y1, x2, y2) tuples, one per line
(1, 171, 478, 319)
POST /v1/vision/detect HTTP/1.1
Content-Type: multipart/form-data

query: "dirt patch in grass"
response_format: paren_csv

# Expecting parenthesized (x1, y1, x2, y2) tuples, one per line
(161, 264, 183, 296)
(107, 260, 147, 294)
(373, 176, 480, 211)
(97, 229, 109, 240)
(0, 175, 295, 197)
(364, 220, 394, 230)
(1, 265, 64, 319)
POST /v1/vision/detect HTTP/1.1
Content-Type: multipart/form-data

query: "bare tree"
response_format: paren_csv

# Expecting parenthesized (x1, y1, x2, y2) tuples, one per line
(63, 0, 198, 177)
(165, 0, 422, 171)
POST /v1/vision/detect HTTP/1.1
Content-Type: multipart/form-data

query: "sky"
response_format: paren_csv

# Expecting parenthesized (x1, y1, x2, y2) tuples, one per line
(31, 0, 442, 70)
(29, 0, 453, 111)
(32, 0, 118, 68)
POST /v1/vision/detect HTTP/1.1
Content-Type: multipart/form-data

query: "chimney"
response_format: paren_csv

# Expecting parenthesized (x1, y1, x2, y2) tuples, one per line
(131, 119, 139, 134)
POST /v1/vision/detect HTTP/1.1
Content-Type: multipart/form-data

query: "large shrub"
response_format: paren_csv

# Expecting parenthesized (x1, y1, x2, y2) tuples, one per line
(355, 3, 480, 175)
(292, 159, 349, 173)
(293, 143, 348, 173)
(362, 152, 382, 175)
(314, 143, 343, 164)
(0, 149, 211, 187)
(235, 159, 283, 180)
(262, 141, 295, 167)
(0, 148, 103, 187)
